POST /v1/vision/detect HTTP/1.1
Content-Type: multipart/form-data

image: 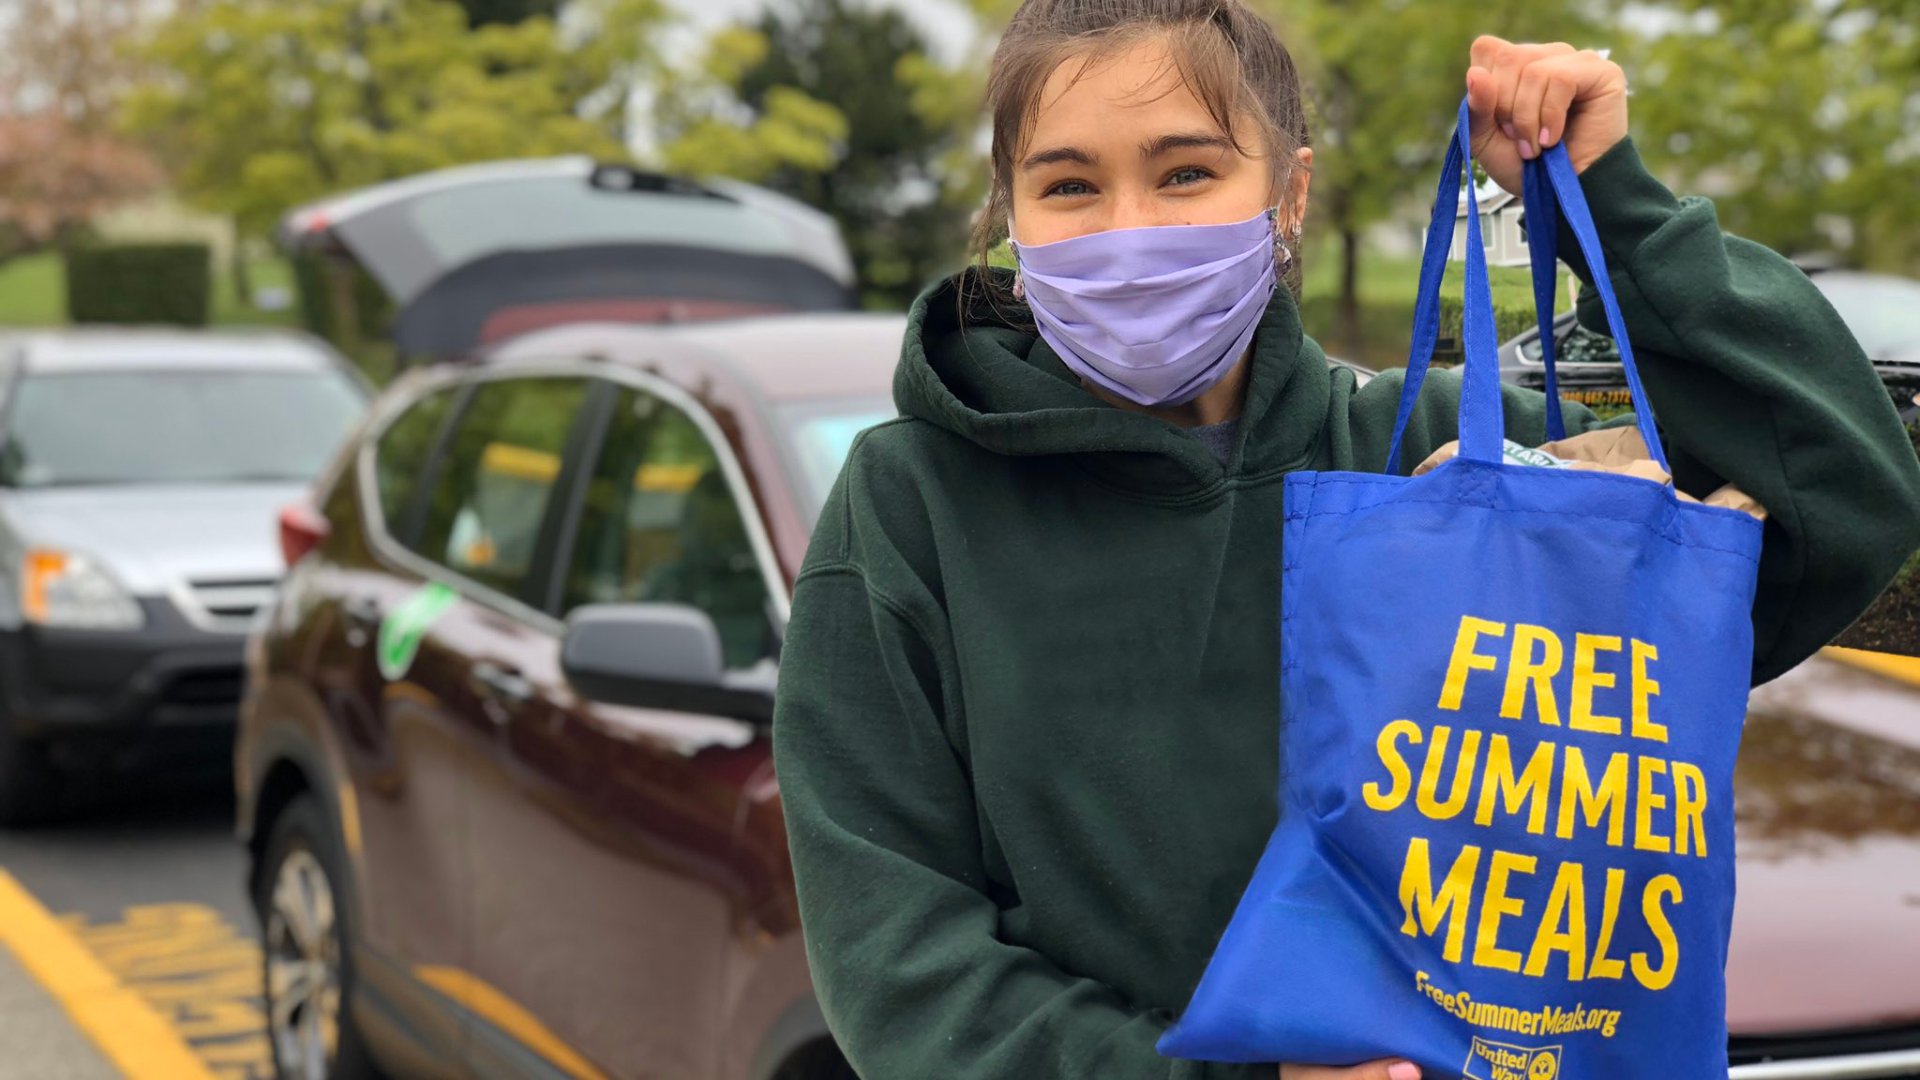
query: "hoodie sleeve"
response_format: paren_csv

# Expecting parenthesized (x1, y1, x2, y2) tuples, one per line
(772, 473, 1264, 1080)
(1356, 137, 1920, 686)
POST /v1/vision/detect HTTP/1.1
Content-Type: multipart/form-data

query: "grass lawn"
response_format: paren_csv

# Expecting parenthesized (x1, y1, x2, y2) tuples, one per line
(212, 256, 302, 329)
(1298, 248, 1571, 371)
(0, 254, 64, 325)
(0, 251, 300, 329)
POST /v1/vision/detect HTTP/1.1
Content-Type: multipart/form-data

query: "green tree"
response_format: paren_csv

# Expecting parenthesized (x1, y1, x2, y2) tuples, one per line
(654, 24, 849, 185)
(122, 0, 663, 250)
(1625, 0, 1920, 275)
(1260, 1, 1607, 353)
(455, 0, 561, 26)
(688, 0, 970, 307)
(894, 0, 1022, 272)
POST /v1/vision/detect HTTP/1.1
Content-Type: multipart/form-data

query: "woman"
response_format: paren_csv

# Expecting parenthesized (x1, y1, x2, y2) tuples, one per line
(770, 2, 1920, 1078)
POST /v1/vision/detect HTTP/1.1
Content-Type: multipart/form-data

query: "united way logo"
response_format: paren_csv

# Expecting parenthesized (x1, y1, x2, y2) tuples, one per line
(1463, 1036, 1561, 1080)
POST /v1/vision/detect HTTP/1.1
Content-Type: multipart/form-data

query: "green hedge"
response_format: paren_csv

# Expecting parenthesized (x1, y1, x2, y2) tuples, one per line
(292, 248, 391, 344)
(65, 243, 211, 326)
(1301, 261, 1571, 371)
(288, 247, 400, 384)
(1435, 271, 1553, 363)
(1297, 295, 1415, 369)
(291, 247, 395, 371)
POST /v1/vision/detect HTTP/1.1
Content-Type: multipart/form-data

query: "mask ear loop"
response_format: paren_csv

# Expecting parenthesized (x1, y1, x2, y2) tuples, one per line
(1009, 221, 1028, 301)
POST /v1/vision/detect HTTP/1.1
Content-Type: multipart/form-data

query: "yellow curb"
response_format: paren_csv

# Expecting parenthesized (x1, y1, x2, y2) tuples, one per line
(0, 869, 217, 1080)
(1824, 645, 1920, 689)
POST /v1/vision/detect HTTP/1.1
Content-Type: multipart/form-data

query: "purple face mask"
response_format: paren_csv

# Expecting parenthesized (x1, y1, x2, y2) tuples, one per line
(1012, 208, 1279, 408)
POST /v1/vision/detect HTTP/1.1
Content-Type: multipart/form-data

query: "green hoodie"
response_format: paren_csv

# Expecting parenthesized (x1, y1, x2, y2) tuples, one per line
(770, 138, 1920, 1080)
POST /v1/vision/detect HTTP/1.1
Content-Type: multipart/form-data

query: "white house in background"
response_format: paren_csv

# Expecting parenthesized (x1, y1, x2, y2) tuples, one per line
(1431, 176, 1531, 267)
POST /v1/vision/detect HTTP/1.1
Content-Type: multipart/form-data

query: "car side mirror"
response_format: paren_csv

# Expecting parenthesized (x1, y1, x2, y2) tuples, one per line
(561, 603, 774, 725)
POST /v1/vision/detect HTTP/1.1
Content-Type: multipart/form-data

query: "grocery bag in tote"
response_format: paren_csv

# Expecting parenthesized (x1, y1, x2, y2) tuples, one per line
(1158, 97, 1764, 1080)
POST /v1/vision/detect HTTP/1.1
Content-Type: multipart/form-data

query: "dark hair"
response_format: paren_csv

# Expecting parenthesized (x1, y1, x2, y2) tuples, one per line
(973, 0, 1313, 301)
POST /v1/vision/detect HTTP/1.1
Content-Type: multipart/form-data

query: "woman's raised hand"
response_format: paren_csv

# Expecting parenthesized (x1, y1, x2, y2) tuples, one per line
(1280, 1061, 1421, 1080)
(1466, 35, 1629, 195)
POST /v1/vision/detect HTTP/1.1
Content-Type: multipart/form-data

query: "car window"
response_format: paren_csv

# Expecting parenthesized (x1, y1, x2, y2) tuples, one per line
(775, 396, 894, 527)
(1528, 272, 1920, 367)
(414, 377, 589, 599)
(373, 385, 459, 536)
(1522, 323, 1621, 366)
(0, 369, 365, 488)
(563, 387, 771, 670)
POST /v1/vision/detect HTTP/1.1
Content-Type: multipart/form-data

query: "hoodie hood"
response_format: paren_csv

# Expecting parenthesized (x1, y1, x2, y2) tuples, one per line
(893, 268, 1334, 499)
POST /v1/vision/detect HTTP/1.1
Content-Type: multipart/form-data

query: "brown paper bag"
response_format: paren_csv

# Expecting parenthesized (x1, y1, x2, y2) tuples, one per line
(1413, 426, 1767, 520)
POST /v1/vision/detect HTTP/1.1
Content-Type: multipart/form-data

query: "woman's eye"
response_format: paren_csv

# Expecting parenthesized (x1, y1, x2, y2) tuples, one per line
(1165, 166, 1214, 187)
(1044, 180, 1094, 198)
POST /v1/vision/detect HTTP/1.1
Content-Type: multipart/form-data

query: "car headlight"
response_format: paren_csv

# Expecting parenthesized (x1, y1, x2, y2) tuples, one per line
(22, 549, 144, 631)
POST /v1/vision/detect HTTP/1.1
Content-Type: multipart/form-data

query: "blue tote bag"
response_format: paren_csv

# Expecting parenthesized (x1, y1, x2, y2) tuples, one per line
(1158, 98, 1764, 1079)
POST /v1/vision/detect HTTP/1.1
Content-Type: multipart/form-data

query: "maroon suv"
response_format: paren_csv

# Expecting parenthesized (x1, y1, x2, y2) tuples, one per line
(236, 314, 897, 1080)
(236, 315, 1920, 1080)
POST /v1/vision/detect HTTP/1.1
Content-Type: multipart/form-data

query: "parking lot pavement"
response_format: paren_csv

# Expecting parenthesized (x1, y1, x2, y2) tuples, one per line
(0, 777, 251, 926)
(0, 937, 121, 1080)
(0, 865, 223, 1080)
(0, 779, 269, 1080)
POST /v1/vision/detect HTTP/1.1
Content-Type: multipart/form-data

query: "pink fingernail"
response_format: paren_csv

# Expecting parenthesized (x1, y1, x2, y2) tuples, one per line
(1521, 140, 1536, 158)
(1539, 126, 1552, 148)
(1502, 121, 1516, 140)
(1388, 1063, 1422, 1080)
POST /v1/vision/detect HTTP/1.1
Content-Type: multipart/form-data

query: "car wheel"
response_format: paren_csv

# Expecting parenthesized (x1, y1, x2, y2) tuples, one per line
(0, 711, 62, 826)
(256, 794, 379, 1080)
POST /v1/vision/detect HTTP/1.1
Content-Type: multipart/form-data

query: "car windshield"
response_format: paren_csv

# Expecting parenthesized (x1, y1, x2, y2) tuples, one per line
(1813, 275, 1920, 361)
(1523, 272, 1920, 366)
(0, 369, 367, 488)
(777, 397, 896, 527)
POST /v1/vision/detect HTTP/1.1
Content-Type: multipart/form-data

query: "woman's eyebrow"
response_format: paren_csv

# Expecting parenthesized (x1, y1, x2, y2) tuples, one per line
(1021, 145, 1098, 171)
(1140, 131, 1235, 159)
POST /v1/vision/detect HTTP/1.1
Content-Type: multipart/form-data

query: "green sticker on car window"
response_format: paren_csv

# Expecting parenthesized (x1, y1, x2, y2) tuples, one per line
(376, 582, 458, 682)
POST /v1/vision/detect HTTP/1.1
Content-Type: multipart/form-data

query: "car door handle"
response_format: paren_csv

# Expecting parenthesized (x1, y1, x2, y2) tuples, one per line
(341, 596, 381, 647)
(472, 661, 534, 710)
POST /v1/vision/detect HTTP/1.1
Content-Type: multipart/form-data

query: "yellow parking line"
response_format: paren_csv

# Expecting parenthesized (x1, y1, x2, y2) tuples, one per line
(66, 904, 271, 1080)
(0, 870, 217, 1080)
(1824, 645, 1920, 689)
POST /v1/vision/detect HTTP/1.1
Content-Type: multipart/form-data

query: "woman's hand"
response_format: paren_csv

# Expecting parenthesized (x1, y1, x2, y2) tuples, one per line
(1280, 1061, 1420, 1080)
(1466, 35, 1629, 195)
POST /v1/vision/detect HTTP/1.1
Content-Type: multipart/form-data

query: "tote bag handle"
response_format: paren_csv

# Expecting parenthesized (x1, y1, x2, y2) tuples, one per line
(1522, 149, 1566, 441)
(1385, 95, 1669, 475)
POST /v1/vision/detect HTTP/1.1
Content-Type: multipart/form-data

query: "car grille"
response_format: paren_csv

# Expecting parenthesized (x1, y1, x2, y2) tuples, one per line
(178, 577, 278, 633)
(1730, 1027, 1920, 1078)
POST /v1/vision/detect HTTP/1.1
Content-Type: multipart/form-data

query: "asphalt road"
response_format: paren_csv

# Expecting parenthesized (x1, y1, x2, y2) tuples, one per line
(0, 771, 272, 1080)
(0, 773, 251, 929)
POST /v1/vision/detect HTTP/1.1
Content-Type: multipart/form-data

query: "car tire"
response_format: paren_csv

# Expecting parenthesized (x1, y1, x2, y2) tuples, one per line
(255, 794, 381, 1080)
(0, 711, 62, 826)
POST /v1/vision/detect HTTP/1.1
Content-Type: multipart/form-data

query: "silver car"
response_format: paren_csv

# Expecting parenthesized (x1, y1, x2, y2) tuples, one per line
(0, 327, 368, 823)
